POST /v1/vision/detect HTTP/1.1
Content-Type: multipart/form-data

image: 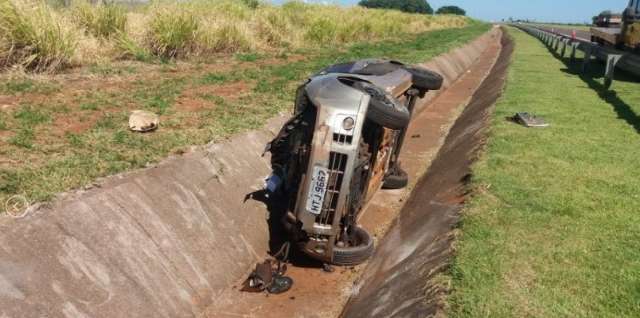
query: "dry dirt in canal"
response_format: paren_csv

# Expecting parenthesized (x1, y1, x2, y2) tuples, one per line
(203, 30, 506, 318)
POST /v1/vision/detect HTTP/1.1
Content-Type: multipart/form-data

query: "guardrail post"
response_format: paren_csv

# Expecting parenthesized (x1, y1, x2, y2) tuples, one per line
(582, 44, 593, 73)
(570, 42, 580, 63)
(604, 54, 623, 89)
(522, 26, 640, 82)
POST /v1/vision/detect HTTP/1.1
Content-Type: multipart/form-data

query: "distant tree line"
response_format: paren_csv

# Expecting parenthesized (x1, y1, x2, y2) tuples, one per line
(436, 5, 465, 16)
(358, 0, 434, 14)
(358, 0, 466, 16)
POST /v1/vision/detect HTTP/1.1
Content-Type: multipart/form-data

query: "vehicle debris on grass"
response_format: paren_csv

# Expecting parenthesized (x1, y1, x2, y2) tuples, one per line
(509, 112, 549, 127)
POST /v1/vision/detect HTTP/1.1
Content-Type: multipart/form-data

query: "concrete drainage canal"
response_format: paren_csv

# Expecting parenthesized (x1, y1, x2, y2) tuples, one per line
(0, 27, 512, 318)
(342, 31, 514, 318)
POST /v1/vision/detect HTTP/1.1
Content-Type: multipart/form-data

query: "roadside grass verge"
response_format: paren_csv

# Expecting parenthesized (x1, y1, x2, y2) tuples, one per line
(449, 27, 640, 317)
(0, 23, 490, 212)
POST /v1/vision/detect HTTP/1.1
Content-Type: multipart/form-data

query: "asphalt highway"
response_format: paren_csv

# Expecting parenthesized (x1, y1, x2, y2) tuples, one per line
(532, 25, 592, 42)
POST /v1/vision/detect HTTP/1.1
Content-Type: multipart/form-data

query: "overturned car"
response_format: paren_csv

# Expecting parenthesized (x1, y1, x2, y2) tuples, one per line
(266, 59, 443, 265)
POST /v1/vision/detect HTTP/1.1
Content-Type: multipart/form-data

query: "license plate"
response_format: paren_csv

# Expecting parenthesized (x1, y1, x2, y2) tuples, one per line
(306, 166, 329, 215)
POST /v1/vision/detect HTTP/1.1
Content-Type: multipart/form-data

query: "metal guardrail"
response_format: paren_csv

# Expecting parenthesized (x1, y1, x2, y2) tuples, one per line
(513, 24, 640, 89)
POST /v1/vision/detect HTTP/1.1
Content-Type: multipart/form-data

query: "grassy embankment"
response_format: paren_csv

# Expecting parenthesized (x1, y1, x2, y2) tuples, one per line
(0, 0, 468, 71)
(449, 27, 640, 317)
(0, 0, 490, 212)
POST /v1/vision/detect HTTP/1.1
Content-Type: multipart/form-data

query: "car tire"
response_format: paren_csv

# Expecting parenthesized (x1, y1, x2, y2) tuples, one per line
(332, 226, 374, 266)
(355, 82, 410, 130)
(382, 166, 408, 190)
(404, 66, 444, 91)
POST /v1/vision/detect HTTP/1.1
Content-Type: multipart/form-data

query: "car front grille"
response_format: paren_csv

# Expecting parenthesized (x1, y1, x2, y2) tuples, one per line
(316, 151, 348, 226)
(333, 133, 353, 145)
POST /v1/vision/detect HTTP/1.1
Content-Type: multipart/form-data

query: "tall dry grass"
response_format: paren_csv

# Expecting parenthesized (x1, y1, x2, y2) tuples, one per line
(0, 0, 470, 72)
(147, 5, 199, 58)
(0, 0, 76, 72)
(72, 2, 127, 38)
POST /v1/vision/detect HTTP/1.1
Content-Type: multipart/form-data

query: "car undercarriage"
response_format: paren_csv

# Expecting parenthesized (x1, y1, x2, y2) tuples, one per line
(266, 59, 443, 265)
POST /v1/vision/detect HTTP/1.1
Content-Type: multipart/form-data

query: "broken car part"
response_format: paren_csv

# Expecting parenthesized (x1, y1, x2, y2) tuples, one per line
(510, 112, 549, 127)
(242, 243, 293, 294)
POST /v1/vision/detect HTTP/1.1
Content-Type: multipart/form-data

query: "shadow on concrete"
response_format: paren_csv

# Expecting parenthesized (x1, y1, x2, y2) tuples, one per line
(244, 190, 324, 268)
(545, 45, 640, 134)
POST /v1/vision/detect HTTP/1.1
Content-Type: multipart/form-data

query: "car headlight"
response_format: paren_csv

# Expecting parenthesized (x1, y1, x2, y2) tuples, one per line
(342, 117, 355, 131)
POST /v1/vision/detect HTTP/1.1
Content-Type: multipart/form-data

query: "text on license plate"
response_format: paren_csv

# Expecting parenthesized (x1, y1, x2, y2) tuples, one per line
(306, 166, 329, 215)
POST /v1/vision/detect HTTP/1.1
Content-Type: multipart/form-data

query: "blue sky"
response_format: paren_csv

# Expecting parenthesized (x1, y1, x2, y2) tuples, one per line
(278, 0, 630, 24)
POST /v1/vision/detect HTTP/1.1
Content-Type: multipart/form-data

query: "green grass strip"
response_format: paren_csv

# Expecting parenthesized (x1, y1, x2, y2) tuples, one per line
(449, 27, 640, 317)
